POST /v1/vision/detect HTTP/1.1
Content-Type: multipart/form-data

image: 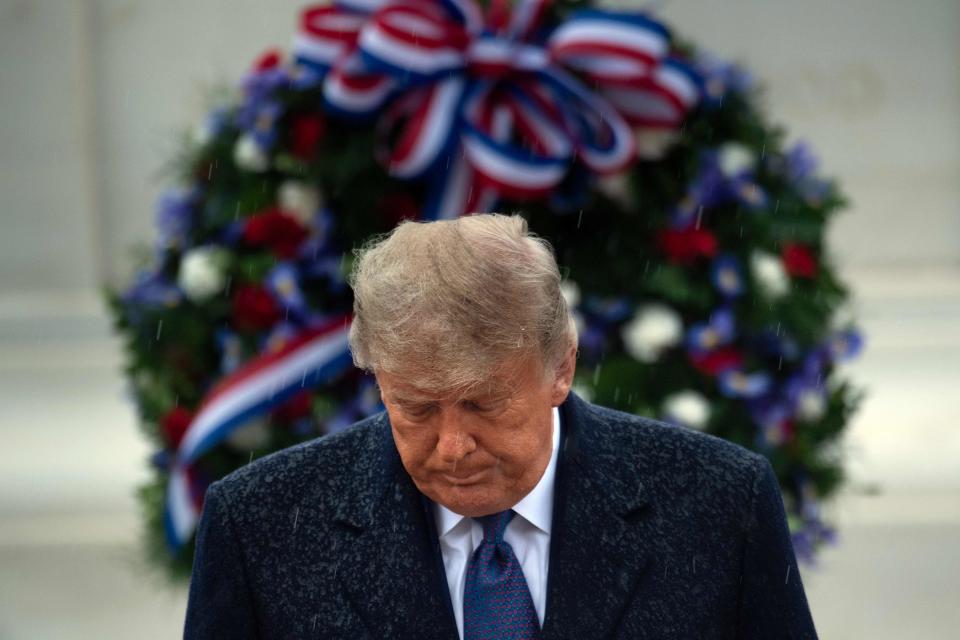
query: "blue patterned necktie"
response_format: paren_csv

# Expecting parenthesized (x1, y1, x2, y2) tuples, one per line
(463, 509, 541, 640)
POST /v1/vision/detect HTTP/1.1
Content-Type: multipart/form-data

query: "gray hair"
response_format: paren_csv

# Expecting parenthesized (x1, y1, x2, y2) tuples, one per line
(347, 213, 577, 394)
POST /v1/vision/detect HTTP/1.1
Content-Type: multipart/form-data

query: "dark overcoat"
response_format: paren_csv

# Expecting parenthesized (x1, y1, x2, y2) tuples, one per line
(184, 391, 818, 639)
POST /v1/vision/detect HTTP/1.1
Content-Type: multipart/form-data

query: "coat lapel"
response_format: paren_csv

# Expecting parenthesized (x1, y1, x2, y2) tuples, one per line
(332, 392, 657, 640)
(334, 413, 459, 639)
(541, 392, 656, 640)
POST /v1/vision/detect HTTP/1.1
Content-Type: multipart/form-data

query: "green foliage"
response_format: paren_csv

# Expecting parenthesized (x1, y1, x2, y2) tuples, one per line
(104, 7, 864, 578)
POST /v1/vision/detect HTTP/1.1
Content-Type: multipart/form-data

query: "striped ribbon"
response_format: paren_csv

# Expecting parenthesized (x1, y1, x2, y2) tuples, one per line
(164, 315, 353, 550)
(292, 0, 701, 219)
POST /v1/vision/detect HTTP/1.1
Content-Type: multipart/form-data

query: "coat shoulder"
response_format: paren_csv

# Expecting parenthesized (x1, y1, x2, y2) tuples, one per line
(578, 399, 766, 510)
(587, 401, 762, 466)
(210, 411, 388, 512)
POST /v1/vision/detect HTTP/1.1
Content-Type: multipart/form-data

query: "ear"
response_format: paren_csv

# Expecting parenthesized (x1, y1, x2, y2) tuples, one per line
(549, 341, 578, 406)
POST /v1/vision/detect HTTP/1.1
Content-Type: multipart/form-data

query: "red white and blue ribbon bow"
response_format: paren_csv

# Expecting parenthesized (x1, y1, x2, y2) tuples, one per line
(292, 0, 701, 219)
(164, 316, 353, 551)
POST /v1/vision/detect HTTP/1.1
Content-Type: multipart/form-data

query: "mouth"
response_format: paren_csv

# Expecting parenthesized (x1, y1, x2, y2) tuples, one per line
(442, 469, 489, 485)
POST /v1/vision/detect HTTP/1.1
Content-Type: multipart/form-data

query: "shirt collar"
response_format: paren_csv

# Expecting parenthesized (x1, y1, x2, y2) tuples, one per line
(434, 406, 561, 537)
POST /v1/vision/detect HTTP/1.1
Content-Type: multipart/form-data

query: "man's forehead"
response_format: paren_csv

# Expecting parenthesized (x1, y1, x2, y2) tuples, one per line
(379, 374, 514, 402)
(386, 381, 511, 401)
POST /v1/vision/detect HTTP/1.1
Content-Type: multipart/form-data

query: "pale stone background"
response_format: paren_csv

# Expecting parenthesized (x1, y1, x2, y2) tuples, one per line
(0, 0, 958, 637)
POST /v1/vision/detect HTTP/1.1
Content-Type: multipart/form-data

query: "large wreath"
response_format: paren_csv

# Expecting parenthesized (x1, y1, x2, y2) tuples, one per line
(105, 0, 864, 579)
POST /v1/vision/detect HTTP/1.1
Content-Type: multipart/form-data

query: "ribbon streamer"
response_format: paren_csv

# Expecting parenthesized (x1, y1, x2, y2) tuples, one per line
(164, 315, 353, 550)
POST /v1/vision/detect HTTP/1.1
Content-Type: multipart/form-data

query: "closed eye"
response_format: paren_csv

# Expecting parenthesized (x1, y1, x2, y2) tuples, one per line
(462, 400, 503, 413)
(404, 404, 436, 418)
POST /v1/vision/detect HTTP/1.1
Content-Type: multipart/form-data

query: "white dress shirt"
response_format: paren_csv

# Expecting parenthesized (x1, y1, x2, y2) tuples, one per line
(432, 406, 561, 639)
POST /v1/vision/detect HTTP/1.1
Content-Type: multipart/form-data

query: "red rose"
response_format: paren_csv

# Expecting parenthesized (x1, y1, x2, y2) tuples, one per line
(252, 49, 283, 72)
(242, 207, 309, 259)
(232, 284, 281, 332)
(271, 390, 314, 423)
(657, 226, 719, 264)
(689, 347, 743, 375)
(161, 406, 195, 449)
(781, 242, 818, 278)
(289, 113, 326, 160)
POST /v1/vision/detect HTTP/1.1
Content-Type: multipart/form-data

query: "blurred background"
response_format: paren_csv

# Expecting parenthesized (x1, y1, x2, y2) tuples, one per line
(1, 0, 957, 637)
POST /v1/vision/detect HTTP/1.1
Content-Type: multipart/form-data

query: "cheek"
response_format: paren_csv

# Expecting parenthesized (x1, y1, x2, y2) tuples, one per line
(392, 425, 436, 464)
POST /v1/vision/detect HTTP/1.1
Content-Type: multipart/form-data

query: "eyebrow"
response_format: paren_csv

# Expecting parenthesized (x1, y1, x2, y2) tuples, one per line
(389, 388, 509, 406)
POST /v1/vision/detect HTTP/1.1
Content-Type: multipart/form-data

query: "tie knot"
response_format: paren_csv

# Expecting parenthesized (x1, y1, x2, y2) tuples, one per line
(477, 509, 514, 543)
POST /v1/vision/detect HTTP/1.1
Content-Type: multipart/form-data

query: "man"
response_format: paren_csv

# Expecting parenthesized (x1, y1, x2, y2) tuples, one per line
(184, 213, 818, 639)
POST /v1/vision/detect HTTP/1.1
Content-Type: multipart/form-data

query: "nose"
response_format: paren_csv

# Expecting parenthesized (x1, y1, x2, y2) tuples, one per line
(435, 411, 477, 464)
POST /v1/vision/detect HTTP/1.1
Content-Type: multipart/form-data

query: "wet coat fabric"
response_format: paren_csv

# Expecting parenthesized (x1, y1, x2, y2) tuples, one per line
(184, 391, 818, 639)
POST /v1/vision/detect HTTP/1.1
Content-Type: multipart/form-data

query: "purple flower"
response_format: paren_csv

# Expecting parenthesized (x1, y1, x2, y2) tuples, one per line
(235, 64, 290, 149)
(266, 262, 308, 319)
(693, 52, 755, 108)
(155, 187, 199, 251)
(240, 65, 290, 104)
(122, 269, 183, 309)
(673, 150, 769, 223)
(686, 307, 736, 354)
(827, 329, 864, 362)
(718, 369, 772, 399)
(767, 141, 833, 206)
(784, 141, 819, 182)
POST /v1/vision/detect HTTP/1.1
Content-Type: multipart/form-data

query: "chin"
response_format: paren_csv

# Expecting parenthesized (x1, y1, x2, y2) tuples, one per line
(433, 485, 505, 517)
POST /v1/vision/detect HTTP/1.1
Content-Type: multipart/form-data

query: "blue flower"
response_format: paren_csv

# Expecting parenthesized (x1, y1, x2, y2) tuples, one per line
(266, 262, 308, 319)
(693, 52, 754, 108)
(583, 296, 633, 324)
(751, 328, 800, 360)
(767, 141, 832, 206)
(685, 307, 736, 354)
(149, 449, 172, 472)
(215, 327, 244, 375)
(784, 141, 819, 182)
(718, 369, 771, 399)
(122, 269, 183, 309)
(155, 187, 199, 251)
(710, 254, 745, 298)
(826, 329, 864, 361)
(235, 63, 290, 149)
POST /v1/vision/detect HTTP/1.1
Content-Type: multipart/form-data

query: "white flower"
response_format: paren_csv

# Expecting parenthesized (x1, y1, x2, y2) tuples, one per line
(226, 417, 271, 451)
(662, 390, 711, 430)
(178, 246, 228, 301)
(718, 142, 755, 177)
(621, 303, 683, 363)
(560, 280, 581, 309)
(233, 134, 269, 172)
(634, 127, 680, 161)
(750, 251, 790, 298)
(278, 180, 322, 224)
(796, 389, 827, 421)
(595, 171, 633, 208)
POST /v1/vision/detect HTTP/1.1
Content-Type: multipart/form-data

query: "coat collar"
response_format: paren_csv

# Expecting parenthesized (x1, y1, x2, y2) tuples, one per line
(333, 391, 655, 639)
